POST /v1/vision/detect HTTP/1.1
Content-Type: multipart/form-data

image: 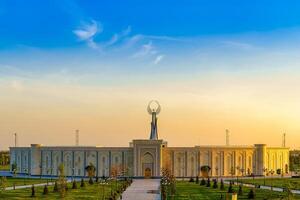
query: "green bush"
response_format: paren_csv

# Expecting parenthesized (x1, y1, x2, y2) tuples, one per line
(89, 177, 94, 185)
(200, 178, 206, 186)
(189, 177, 194, 182)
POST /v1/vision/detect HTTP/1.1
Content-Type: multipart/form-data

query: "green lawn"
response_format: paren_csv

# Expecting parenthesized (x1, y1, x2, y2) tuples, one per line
(0, 165, 10, 171)
(4, 177, 53, 187)
(238, 177, 300, 190)
(0, 180, 126, 200)
(169, 181, 298, 200)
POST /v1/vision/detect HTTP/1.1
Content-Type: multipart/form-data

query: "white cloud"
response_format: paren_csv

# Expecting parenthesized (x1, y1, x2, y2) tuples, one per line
(73, 20, 101, 49)
(154, 55, 165, 64)
(104, 26, 132, 47)
(132, 41, 157, 58)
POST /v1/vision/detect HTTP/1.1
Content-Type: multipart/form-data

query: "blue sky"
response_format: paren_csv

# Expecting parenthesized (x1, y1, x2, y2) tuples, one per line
(1, 1, 300, 149)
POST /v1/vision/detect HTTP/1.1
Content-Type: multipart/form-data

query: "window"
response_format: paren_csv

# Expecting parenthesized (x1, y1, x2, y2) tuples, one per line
(115, 157, 119, 164)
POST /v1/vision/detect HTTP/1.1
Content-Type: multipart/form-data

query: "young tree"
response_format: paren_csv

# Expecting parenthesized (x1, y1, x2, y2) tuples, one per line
(58, 164, 67, 198)
(85, 163, 96, 185)
(0, 176, 7, 194)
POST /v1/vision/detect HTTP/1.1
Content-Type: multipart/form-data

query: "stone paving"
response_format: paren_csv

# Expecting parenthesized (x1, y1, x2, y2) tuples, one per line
(121, 179, 161, 200)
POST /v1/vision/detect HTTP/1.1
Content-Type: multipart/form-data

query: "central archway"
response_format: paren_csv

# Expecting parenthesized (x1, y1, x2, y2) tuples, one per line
(142, 152, 154, 178)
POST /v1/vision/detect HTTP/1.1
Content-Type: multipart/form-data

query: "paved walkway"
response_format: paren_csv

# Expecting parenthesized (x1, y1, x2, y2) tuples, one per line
(121, 179, 161, 200)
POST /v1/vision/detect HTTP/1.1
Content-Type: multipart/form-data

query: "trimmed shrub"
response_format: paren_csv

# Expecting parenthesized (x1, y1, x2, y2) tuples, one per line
(206, 178, 211, 187)
(80, 178, 85, 187)
(89, 177, 94, 185)
(96, 176, 99, 182)
(238, 185, 243, 195)
(43, 185, 49, 195)
(195, 176, 199, 184)
(53, 181, 58, 192)
(220, 179, 225, 190)
(200, 178, 206, 186)
(213, 179, 218, 189)
(31, 185, 36, 197)
(72, 180, 77, 189)
(248, 188, 255, 199)
(227, 182, 234, 193)
(189, 177, 194, 182)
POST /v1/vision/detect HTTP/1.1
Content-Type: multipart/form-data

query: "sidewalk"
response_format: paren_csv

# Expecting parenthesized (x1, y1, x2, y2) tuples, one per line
(121, 179, 161, 200)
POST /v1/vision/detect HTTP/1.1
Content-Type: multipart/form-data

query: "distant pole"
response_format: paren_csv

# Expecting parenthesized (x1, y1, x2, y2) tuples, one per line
(14, 133, 17, 147)
(226, 129, 229, 146)
(75, 130, 79, 146)
(282, 133, 286, 147)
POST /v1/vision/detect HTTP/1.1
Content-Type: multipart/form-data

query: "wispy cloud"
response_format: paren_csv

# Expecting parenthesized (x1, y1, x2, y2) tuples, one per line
(221, 41, 254, 50)
(154, 55, 165, 64)
(104, 26, 131, 47)
(132, 41, 157, 58)
(73, 20, 102, 49)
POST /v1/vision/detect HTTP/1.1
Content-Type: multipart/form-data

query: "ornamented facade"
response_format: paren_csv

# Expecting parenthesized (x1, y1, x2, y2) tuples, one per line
(10, 102, 289, 178)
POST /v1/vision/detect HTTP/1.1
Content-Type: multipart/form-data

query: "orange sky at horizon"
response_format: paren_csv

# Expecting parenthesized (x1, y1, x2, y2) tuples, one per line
(1, 70, 300, 150)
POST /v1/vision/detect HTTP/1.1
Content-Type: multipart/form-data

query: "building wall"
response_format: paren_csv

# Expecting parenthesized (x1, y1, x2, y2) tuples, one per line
(9, 141, 290, 178)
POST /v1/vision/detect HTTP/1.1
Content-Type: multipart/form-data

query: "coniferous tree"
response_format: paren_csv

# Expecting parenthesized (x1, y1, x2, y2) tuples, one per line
(228, 181, 234, 193)
(238, 185, 243, 195)
(248, 189, 255, 199)
(43, 185, 49, 195)
(206, 178, 211, 187)
(213, 179, 218, 188)
(53, 181, 58, 192)
(200, 178, 206, 186)
(72, 180, 77, 189)
(195, 176, 199, 184)
(220, 179, 225, 190)
(80, 178, 85, 187)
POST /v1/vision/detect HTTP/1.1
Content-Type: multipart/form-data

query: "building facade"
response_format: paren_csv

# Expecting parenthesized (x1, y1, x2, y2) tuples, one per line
(9, 103, 290, 178)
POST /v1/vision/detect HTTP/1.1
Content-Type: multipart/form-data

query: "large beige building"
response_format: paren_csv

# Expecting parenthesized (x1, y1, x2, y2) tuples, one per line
(10, 102, 290, 178)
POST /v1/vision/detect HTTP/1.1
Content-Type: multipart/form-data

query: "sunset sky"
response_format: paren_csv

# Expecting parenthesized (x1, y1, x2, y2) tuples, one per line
(1, 0, 300, 150)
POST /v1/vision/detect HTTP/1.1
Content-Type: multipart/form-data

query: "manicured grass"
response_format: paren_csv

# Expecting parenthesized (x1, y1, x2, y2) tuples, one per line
(0, 165, 10, 171)
(4, 177, 53, 187)
(238, 177, 300, 190)
(0, 180, 126, 200)
(169, 181, 299, 200)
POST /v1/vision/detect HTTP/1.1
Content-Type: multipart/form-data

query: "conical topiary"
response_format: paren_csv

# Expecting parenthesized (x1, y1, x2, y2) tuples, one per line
(206, 178, 211, 187)
(72, 180, 77, 189)
(213, 179, 218, 188)
(31, 185, 36, 197)
(43, 185, 49, 195)
(248, 188, 255, 199)
(195, 176, 199, 184)
(53, 181, 58, 192)
(220, 179, 225, 190)
(200, 178, 206, 186)
(80, 178, 85, 187)
(238, 185, 243, 195)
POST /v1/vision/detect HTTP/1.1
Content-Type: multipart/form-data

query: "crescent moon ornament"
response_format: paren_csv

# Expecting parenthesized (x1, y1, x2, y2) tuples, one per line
(147, 100, 161, 115)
